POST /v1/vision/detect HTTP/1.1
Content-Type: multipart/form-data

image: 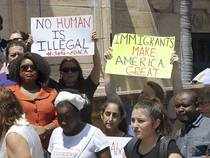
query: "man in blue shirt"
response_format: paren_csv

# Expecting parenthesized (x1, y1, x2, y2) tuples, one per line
(174, 89, 210, 157)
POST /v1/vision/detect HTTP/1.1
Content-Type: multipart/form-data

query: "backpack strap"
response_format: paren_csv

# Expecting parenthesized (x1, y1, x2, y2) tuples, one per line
(125, 137, 139, 158)
(159, 136, 173, 158)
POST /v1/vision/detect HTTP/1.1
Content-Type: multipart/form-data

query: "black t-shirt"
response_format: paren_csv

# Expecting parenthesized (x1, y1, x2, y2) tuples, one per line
(56, 76, 98, 101)
(124, 136, 181, 158)
(80, 76, 98, 101)
(78, 76, 98, 123)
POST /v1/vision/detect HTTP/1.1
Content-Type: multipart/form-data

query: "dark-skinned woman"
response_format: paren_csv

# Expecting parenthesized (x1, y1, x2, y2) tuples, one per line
(48, 91, 111, 158)
(7, 53, 58, 151)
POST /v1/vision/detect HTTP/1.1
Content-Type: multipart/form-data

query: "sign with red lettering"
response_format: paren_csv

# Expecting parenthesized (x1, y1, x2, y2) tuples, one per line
(31, 15, 94, 57)
(105, 33, 175, 79)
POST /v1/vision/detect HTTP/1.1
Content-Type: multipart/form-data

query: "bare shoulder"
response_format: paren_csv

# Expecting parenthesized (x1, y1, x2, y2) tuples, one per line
(6, 132, 31, 158)
(6, 132, 28, 149)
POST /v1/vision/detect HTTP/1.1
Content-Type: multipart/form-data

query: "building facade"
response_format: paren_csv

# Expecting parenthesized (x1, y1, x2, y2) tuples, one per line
(0, 0, 210, 95)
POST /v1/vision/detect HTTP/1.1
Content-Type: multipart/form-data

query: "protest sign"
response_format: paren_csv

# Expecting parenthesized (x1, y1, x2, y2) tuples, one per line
(31, 15, 94, 57)
(105, 33, 175, 79)
(105, 137, 132, 158)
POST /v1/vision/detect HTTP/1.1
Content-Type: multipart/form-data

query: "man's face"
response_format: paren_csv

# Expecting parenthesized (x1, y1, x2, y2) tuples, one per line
(174, 92, 198, 123)
(8, 46, 24, 63)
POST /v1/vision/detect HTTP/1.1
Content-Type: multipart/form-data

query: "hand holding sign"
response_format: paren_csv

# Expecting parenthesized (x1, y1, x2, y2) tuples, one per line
(170, 51, 179, 64)
(104, 47, 113, 62)
(91, 31, 97, 42)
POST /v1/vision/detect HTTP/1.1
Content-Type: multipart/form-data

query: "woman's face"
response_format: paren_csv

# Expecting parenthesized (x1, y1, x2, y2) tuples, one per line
(60, 61, 80, 87)
(101, 103, 122, 131)
(131, 108, 159, 139)
(56, 104, 79, 135)
(19, 58, 38, 83)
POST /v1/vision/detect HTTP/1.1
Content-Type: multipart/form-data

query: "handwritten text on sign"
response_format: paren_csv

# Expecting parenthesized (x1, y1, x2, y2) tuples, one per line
(31, 15, 94, 57)
(105, 137, 132, 158)
(105, 33, 175, 78)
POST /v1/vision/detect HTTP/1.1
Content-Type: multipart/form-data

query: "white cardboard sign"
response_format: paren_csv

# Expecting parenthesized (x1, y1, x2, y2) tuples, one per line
(31, 15, 94, 57)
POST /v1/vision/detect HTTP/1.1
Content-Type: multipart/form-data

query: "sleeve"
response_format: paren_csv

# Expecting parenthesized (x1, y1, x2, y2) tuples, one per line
(84, 76, 99, 100)
(92, 128, 109, 152)
(167, 140, 182, 156)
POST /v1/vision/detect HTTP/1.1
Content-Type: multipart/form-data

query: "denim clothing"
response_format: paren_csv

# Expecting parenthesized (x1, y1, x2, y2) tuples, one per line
(176, 114, 210, 157)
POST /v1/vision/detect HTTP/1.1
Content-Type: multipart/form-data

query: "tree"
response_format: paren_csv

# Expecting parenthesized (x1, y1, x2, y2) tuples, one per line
(180, 0, 193, 84)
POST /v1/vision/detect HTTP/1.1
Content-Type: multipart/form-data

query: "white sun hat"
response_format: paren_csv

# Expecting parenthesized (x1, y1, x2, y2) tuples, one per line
(192, 68, 210, 85)
(54, 91, 86, 111)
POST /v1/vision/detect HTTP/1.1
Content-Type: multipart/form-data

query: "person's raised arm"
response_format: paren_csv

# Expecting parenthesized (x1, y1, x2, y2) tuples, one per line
(104, 47, 118, 98)
(90, 31, 101, 85)
(6, 133, 31, 158)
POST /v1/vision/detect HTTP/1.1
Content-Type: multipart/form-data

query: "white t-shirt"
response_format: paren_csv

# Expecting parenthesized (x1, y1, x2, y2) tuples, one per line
(0, 124, 44, 158)
(48, 124, 109, 158)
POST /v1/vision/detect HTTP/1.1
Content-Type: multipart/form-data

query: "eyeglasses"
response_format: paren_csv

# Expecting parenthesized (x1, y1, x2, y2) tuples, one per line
(20, 64, 36, 71)
(61, 67, 79, 73)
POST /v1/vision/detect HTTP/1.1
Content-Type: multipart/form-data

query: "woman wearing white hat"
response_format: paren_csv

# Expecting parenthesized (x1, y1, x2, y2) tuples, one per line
(48, 91, 111, 158)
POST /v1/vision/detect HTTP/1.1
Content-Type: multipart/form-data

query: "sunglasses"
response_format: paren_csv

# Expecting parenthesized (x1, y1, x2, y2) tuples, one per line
(8, 38, 23, 43)
(20, 64, 36, 71)
(61, 67, 80, 73)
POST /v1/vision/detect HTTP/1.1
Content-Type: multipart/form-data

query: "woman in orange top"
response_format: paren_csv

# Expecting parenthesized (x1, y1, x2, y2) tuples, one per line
(7, 52, 58, 150)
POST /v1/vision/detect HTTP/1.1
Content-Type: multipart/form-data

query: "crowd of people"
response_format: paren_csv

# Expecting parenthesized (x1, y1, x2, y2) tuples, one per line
(1, 14, 210, 158)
